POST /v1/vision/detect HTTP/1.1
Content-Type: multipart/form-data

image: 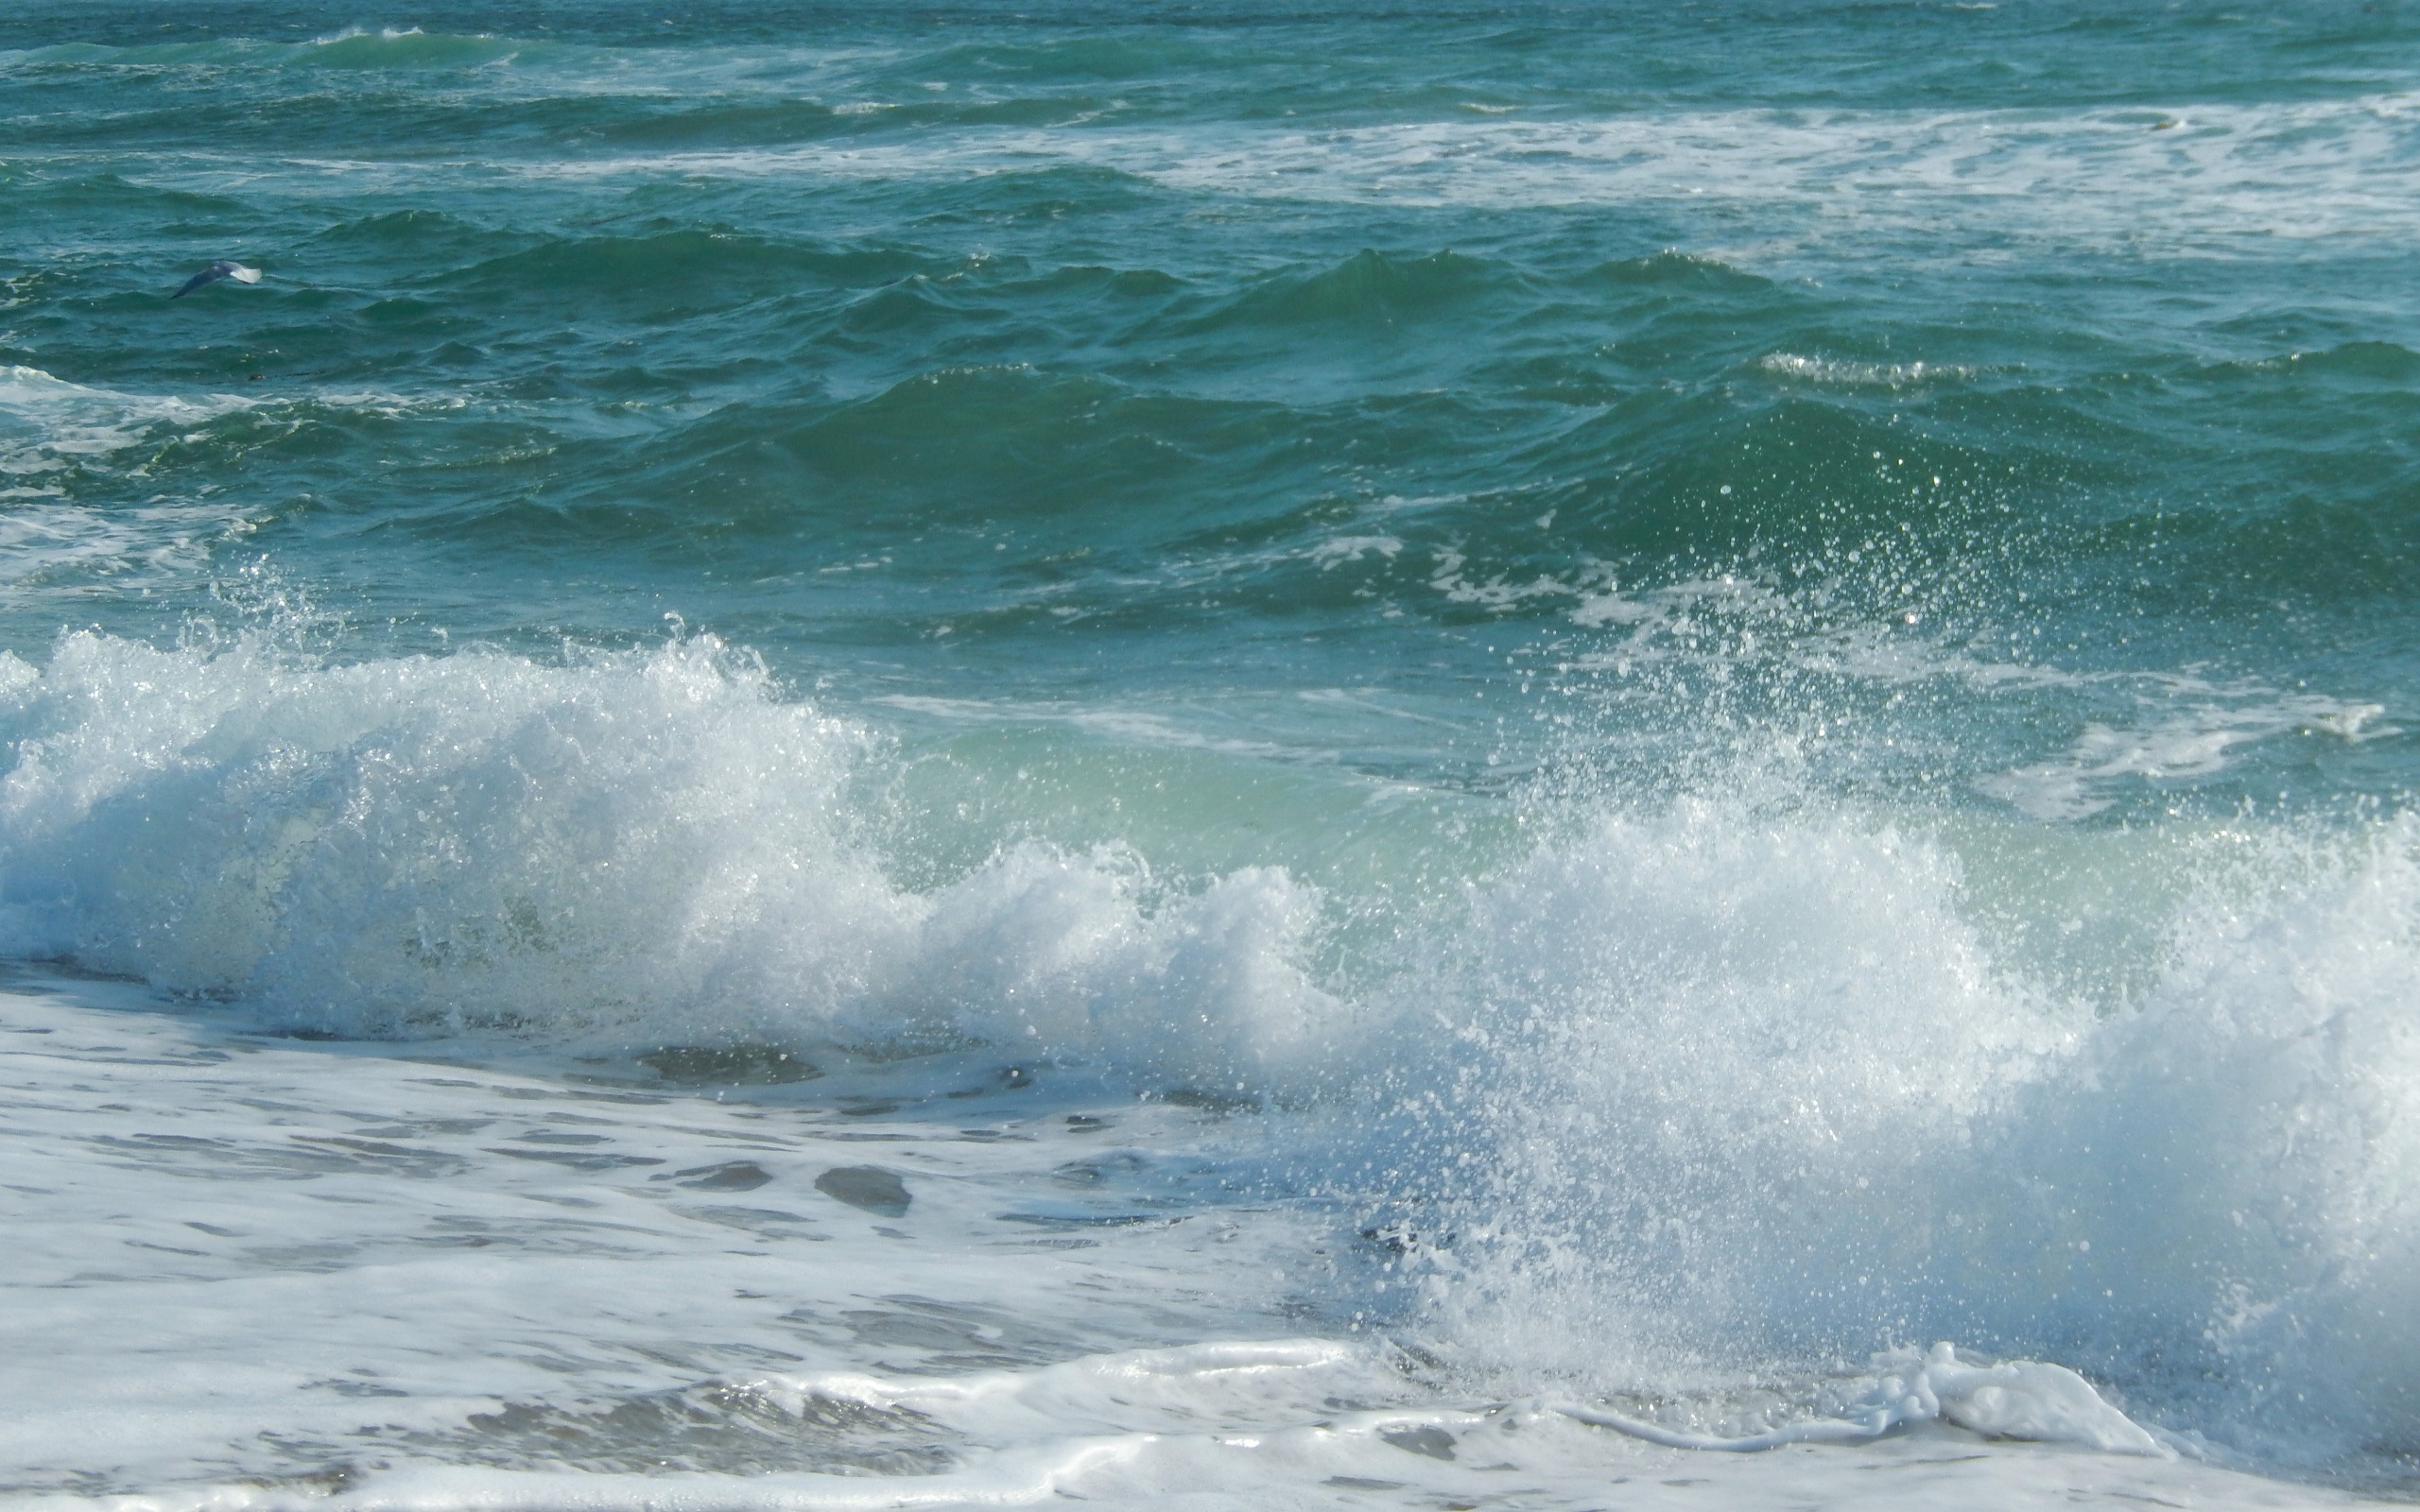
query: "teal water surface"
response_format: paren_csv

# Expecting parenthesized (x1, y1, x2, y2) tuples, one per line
(9, 2, 2419, 799)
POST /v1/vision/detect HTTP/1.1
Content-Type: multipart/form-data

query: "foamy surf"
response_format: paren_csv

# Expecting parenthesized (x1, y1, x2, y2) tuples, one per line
(0, 631, 1340, 1092)
(0, 974, 2388, 1512)
(1555, 1344, 2165, 1456)
(0, 627, 2415, 1503)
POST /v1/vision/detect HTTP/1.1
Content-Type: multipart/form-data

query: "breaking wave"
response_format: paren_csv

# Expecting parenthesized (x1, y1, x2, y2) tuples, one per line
(0, 624, 2411, 1472)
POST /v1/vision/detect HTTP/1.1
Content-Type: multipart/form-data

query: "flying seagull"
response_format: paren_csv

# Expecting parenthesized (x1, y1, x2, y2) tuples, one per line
(171, 260, 262, 299)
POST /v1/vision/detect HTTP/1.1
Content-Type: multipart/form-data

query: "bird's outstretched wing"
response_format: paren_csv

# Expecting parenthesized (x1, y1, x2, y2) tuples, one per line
(171, 260, 262, 299)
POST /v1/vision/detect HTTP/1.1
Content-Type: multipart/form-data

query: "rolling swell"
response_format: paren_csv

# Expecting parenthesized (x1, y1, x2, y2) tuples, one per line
(15, 221, 2417, 657)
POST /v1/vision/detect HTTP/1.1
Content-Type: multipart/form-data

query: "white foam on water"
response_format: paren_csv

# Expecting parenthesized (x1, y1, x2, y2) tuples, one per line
(0, 366, 259, 480)
(1555, 570, 2068, 708)
(28, 26, 2420, 264)
(0, 978, 2381, 1510)
(1557, 1343, 2163, 1456)
(0, 499, 256, 591)
(1306, 534, 1403, 569)
(458, 94, 2420, 260)
(1, 631, 2415, 1502)
(1758, 353, 1981, 387)
(0, 977, 1344, 1504)
(60, 91, 2411, 268)
(0, 631, 1344, 1094)
(1547, 568, 2396, 819)
(1978, 687, 2400, 821)
(1410, 799, 2420, 1473)
(0, 370, 475, 595)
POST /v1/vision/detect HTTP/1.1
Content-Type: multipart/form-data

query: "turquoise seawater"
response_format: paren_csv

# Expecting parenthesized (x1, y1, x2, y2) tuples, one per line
(10, 1, 2420, 792)
(5, 1, 2420, 1501)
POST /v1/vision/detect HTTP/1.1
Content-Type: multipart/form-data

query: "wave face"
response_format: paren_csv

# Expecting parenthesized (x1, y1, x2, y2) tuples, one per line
(5, 0, 2420, 1503)
(0, 633, 1340, 1093)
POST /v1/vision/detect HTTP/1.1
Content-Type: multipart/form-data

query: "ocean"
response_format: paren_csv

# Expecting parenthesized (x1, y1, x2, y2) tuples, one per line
(3, 1, 2417, 1506)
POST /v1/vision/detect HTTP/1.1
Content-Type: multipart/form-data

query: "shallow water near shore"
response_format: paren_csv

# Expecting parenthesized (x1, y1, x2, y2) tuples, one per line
(5, 0, 2420, 1505)
(0, 971, 2402, 1510)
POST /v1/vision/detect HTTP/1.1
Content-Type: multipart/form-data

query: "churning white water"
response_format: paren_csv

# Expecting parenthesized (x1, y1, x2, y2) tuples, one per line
(0, 631, 2412, 1506)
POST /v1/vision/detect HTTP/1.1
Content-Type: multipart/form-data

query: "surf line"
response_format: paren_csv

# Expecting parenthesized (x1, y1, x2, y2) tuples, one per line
(1550, 1343, 2170, 1456)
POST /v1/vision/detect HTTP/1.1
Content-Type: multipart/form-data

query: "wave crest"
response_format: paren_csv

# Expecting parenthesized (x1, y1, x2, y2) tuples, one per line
(0, 632, 1337, 1089)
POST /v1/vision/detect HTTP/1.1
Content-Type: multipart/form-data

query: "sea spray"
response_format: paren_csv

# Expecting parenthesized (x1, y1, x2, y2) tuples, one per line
(1392, 799, 2420, 1471)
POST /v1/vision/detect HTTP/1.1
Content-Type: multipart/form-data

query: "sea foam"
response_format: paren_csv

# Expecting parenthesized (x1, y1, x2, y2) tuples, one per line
(1412, 799, 2420, 1469)
(0, 631, 1338, 1091)
(2, 627, 2414, 1471)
